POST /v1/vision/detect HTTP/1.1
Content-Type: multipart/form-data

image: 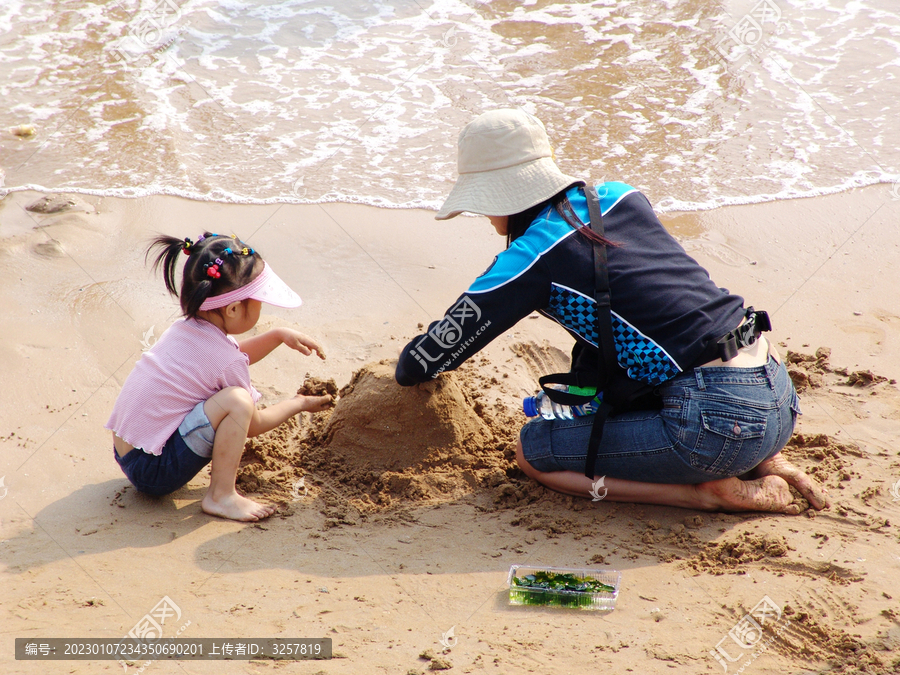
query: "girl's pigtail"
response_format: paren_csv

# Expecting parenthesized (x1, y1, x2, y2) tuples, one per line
(183, 278, 214, 317)
(145, 235, 188, 297)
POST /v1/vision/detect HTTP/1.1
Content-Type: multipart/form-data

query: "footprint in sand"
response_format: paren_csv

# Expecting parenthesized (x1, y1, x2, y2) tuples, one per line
(509, 340, 571, 379)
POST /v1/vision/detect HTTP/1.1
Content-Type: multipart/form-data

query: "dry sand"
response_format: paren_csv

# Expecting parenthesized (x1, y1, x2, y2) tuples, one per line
(1, 186, 899, 674)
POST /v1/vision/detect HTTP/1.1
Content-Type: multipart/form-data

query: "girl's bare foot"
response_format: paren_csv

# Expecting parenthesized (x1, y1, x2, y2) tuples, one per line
(201, 491, 277, 522)
(749, 452, 829, 510)
(693, 475, 802, 514)
(297, 394, 333, 412)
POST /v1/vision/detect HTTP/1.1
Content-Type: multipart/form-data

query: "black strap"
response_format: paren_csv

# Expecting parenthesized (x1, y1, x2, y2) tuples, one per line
(583, 185, 618, 478)
(538, 371, 597, 406)
(587, 401, 614, 476)
(584, 185, 617, 390)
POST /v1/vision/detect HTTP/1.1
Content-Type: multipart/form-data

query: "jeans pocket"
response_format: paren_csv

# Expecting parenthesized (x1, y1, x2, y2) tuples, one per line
(689, 408, 768, 476)
(790, 390, 802, 424)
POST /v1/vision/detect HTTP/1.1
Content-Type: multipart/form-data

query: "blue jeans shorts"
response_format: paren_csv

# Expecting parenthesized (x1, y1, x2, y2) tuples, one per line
(520, 356, 800, 483)
(114, 402, 216, 496)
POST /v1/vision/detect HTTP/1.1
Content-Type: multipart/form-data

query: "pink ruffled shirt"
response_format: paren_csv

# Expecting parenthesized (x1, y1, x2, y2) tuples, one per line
(106, 318, 260, 456)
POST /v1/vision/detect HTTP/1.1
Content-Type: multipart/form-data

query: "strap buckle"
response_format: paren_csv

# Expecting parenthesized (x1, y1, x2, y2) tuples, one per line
(716, 307, 771, 362)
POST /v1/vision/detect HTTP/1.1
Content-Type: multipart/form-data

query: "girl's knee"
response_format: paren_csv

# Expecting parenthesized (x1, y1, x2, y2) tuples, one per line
(220, 386, 254, 410)
(204, 387, 255, 428)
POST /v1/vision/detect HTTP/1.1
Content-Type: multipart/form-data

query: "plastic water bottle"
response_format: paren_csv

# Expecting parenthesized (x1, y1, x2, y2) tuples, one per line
(523, 387, 600, 420)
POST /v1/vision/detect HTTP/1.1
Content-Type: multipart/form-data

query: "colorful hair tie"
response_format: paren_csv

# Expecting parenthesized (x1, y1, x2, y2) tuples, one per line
(223, 248, 233, 256)
(204, 262, 222, 279)
(182, 238, 193, 255)
(241, 247, 253, 256)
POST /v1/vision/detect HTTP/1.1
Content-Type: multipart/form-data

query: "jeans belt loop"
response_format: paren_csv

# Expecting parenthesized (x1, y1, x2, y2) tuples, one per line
(695, 368, 706, 391)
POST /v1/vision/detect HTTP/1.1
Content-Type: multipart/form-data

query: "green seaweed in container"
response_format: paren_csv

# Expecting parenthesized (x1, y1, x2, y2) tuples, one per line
(510, 570, 617, 608)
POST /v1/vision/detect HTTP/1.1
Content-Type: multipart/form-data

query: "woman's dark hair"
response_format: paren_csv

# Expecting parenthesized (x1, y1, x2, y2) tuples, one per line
(506, 184, 619, 249)
(146, 232, 264, 319)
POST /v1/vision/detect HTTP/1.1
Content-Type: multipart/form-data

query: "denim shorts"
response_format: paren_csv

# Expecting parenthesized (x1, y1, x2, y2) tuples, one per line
(520, 356, 800, 483)
(114, 402, 216, 496)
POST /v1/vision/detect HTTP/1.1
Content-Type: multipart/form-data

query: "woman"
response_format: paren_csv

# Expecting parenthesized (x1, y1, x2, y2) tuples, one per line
(395, 109, 827, 513)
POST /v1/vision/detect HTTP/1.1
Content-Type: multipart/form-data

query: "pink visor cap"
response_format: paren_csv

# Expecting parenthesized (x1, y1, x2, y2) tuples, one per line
(199, 262, 302, 311)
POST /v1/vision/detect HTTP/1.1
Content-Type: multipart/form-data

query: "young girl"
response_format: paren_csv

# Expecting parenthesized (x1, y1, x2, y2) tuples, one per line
(106, 232, 332, 522)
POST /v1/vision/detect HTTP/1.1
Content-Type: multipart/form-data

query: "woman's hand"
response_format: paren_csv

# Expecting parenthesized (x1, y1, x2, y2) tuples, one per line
(279, 328, 326, 360)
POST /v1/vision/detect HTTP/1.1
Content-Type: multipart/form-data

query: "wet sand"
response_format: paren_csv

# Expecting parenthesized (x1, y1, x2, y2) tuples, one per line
(1, 186, 899, 674)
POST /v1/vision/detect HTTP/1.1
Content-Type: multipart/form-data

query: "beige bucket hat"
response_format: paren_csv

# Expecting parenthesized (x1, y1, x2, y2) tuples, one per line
(435, 108, 581, 220)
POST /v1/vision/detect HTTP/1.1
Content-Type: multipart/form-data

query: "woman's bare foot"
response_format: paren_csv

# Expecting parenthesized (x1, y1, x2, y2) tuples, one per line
(296, 394, 334, 412)
(201, 491, 277, 522)
(693, 475, 802, 514)
(749, 452, 829, 510)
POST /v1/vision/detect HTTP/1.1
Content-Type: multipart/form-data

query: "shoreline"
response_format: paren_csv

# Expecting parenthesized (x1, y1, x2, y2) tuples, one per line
(2, 171, 898, 216)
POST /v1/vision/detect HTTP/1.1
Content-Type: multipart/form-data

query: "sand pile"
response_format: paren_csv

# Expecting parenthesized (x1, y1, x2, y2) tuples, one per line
(320, 361, 494, 472)
(302, 361, 523, 508)
(785, 346, 897, 392)
(239, 360, 526, 509)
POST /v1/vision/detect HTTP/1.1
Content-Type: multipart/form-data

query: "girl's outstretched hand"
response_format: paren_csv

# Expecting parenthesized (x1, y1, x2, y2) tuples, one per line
(294, 393, 334, 412)
(280, 329, 326, 360)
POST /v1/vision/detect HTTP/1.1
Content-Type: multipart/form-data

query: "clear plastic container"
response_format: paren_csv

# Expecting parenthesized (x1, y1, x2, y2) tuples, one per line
(507, 565, 621, 611)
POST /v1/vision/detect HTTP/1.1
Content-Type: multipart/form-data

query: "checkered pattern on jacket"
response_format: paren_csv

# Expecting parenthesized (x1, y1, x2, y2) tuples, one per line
(545, 284, 681, 386)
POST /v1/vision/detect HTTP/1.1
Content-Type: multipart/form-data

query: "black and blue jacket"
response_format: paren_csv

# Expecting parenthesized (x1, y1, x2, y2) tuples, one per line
(396, 182, 747, 387)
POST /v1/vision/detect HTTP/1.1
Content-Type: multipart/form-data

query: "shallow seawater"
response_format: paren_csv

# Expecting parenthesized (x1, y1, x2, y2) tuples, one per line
(1, 0, 898, 211)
